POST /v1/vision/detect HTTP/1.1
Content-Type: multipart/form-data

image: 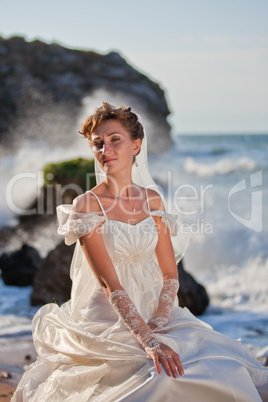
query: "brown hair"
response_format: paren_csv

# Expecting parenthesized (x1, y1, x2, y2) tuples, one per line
(79, 102, 144, 150)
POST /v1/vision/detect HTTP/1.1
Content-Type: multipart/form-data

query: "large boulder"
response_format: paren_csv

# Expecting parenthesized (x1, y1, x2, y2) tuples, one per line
(31, 242, 209, 315)
(0, 36, 171, 154)
(31, 242, 74, 306)
(0, 244, 42, 286)
(177, 260, 209, 315)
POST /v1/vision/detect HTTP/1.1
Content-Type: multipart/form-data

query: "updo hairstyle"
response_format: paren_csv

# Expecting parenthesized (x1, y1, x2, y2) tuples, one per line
(79, 102, 144, 154)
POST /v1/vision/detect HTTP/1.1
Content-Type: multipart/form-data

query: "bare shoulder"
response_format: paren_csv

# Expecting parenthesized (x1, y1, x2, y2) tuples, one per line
(72, 191, 102, 214)
(72, 181, 108, 213)
(146, 188, 165, 212)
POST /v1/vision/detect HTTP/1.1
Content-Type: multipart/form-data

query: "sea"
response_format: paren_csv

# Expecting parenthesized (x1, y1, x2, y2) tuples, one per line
(0, 131, 268, 361)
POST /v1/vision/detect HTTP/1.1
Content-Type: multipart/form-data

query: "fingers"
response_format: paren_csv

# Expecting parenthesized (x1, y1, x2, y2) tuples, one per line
(148, 346, 184, 378)
(173, 355, 184, 377)
(160, 355, 179, 378)
(152, 355, 163, 375)
(158, 353, 184, 378)
(159, 355, 175, 377)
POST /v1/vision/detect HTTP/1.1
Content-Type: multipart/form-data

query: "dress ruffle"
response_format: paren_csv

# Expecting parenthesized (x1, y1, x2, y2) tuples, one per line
(150, 210, 179, 237)
(57, 205, 183, 244)
(56, 204, 106, 245)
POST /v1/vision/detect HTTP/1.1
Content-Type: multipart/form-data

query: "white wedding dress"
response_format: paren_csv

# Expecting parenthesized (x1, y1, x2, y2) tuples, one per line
(12, 190, 268, 401)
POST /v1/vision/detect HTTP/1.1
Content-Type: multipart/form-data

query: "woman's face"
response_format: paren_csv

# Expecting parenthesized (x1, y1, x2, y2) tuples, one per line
(91, 119, 141, 175)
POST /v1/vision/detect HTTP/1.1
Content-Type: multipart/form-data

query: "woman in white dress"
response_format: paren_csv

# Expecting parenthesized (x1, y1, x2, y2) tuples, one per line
(12, 103, 268, 401)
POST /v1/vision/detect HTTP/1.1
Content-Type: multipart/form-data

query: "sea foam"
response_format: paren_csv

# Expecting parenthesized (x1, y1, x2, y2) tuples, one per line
(184, 156, 256, 177)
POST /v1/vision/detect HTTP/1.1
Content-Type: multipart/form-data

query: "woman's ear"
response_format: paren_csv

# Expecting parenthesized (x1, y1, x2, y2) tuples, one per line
(133, 138, 142, 156)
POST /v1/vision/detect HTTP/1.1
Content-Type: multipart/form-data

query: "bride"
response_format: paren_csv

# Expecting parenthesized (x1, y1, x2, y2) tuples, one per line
(12, 103, 267, 401)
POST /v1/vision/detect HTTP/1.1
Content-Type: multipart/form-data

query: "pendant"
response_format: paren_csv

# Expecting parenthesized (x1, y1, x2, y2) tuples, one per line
(132, 206, 136, 212)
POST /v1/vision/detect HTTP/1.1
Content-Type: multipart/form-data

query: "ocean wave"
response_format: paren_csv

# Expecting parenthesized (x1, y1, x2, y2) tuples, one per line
(204, 257, 268, 314)
(177, 147, 230, 158)
(184, 157, 256, 177)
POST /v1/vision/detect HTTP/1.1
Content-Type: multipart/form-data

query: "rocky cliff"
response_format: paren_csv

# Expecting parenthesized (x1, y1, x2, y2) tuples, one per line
(0, 36, 172, 153)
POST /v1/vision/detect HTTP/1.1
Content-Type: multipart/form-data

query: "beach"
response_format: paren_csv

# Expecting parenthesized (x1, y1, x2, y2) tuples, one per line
(0, 336, 36, 401)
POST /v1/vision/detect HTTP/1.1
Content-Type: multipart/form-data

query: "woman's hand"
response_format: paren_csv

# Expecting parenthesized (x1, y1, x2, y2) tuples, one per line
(146, 342, 184, 378)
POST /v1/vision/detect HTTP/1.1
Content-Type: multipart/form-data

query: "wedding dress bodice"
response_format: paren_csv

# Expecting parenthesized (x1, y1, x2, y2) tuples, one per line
(56, 196, 180, 326)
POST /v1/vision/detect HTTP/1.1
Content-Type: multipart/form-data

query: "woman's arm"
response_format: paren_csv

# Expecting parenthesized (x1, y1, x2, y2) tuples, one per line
(147, 190, 179, 331)
(154, 216, 178, 280)
(73, 193, 121, 295)
(147, 189, 178, 281)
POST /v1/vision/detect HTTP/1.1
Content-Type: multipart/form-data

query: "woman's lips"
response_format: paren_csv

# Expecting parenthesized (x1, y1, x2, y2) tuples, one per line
(103, 158, 116, 164)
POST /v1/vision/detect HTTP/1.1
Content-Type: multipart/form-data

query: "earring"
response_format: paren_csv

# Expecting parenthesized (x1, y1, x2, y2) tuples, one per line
(135, 156, 138, 167)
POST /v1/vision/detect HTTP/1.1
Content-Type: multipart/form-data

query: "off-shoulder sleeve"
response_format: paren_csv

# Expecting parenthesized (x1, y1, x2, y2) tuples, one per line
(56, 204, 107, 246)
(150, 210, 179, 237)
(151, 210, 189, 263)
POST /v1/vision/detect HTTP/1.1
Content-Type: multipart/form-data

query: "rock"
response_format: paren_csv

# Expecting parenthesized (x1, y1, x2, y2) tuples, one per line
(31, 241, 209, 316)
(24, 355, 31, 361)
(18, 157, 96, 225)
(0, 370, 12, 379)
(256, 347, 268, 367)
(31, 241, 74, 306)
(177, 260, 209, 315)
(0, 36, 172, 154)
(0, 244, 42, 286)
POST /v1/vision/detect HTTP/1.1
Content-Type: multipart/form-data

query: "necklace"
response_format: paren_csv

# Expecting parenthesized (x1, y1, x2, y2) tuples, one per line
(106, 184, 136, 212)
(128, 187, 136, 212)
(132, 198, 136, 212)
(126, 191, 136, 212)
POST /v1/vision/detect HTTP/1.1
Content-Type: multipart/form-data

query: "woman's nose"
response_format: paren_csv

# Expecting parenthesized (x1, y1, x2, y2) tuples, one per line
(101, 142, 112, 154)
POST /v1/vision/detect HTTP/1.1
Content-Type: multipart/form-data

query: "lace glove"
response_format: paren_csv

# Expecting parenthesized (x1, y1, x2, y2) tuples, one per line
(109, 289, 161, 353)
(148, 279, 179, 331)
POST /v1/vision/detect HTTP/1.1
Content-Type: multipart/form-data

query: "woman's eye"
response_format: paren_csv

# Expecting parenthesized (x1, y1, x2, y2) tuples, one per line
(112, 137, 120, 142)
(93, 142, 103, 149)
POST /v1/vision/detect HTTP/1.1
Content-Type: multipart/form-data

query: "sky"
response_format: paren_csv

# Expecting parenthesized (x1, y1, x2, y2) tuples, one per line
(0, 0, 268, 134)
